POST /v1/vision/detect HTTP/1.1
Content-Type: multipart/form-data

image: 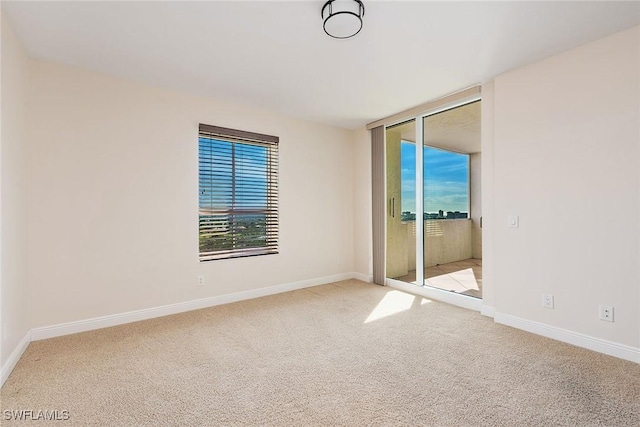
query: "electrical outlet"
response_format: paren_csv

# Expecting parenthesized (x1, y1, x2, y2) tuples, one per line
(197, 275, 205, 287)
(599, 305, 614, 322)
(542, 294, 554, 309)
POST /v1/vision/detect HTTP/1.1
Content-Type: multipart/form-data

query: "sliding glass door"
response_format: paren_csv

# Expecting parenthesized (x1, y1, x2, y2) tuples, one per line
(385, 100, 482, 302)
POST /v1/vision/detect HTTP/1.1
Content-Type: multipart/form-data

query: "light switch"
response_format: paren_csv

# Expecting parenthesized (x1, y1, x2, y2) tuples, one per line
(508, 216, 519, 228)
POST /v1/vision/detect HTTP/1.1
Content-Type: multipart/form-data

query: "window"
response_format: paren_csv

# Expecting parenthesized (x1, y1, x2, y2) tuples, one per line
(198, 124, 279, 261)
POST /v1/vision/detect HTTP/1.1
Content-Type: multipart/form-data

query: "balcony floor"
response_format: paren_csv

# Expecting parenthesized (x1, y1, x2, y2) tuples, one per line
(393, 258, 483, 299)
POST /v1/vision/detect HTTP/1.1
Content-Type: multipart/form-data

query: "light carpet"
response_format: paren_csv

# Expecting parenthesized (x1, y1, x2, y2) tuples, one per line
(2, 280, 639, 426)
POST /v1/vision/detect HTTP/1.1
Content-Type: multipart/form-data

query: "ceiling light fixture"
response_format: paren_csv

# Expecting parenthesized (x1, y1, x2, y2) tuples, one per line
(321, 0, 365, 39)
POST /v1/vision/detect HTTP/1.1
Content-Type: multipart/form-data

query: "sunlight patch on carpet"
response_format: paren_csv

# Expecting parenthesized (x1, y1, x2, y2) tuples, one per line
(365, 290, 431, 323)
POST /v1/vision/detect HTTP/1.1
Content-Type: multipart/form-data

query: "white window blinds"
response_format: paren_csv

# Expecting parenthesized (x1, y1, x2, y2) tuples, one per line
(198, 124, 279, 261)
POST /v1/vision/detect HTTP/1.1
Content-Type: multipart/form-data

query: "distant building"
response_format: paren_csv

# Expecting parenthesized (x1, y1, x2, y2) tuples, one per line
(446, 211, 468, 219)
(401, 211, 416, 221)
(421, 210, 469, 220)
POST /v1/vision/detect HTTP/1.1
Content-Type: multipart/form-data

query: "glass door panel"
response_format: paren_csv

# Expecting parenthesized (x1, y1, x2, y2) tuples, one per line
(385, 119, 418, 284)
(422, 101, 482, 298)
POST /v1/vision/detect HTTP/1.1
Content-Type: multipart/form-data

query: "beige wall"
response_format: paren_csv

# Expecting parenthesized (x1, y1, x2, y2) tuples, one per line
(491, 26, 640, 347)
(352, 128, 372, 279)
(424, 220, 472, 267)
(1, 14, 30, 368)
(26, 60, 356, 329)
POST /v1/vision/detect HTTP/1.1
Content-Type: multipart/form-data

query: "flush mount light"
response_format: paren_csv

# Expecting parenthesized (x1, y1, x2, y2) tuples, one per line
(321, 0, 365, 39)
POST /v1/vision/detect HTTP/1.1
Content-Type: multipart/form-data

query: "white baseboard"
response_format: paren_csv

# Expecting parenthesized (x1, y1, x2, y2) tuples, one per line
(31, 272, 356, 341)
(494, 312, 640, 364)
(1, 330, 31, 388)
(352, 272, 373, 283)
(480, 305, 495, 318)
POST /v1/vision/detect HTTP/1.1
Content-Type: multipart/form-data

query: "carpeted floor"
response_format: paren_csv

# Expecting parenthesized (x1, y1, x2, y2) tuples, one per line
(2, 280, 639, 426)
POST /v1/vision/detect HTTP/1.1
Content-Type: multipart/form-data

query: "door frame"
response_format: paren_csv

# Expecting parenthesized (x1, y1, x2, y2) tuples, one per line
(383, 92, 482, 311)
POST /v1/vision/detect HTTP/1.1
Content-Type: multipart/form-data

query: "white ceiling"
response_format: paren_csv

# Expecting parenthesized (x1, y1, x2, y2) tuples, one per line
(4, 1, 640, 130)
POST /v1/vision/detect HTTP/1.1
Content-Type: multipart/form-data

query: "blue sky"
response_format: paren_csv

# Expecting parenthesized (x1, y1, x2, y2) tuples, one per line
(401, 142, 469, 214)
(199, 138, 268, 211)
